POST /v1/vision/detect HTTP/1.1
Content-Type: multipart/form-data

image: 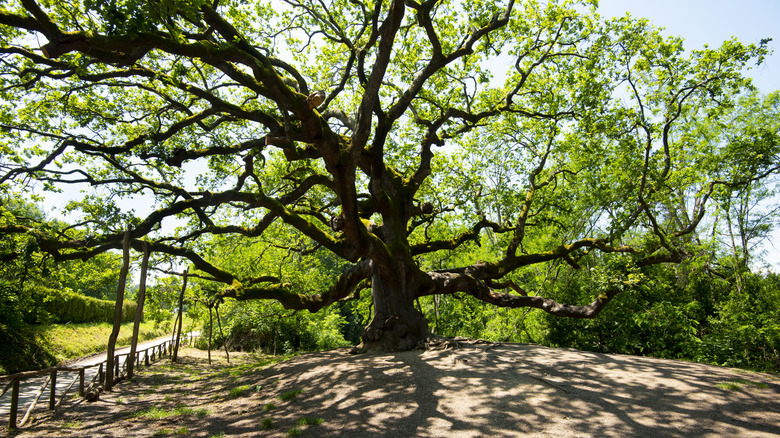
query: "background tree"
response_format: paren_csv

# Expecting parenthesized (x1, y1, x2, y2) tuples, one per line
(0, 0, 777, 352)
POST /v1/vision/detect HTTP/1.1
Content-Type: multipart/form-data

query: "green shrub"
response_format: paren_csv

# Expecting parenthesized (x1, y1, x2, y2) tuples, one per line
(698, 273, 780, 372)
(195, 301, 349, 355)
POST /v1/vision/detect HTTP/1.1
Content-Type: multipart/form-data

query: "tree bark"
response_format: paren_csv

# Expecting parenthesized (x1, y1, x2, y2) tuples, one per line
(105, 225, 131, 391)
(360, 265, 430, 352)
(172, 269, 188, 362)
(128, 241, 150, 379)
(215, 304, 229, 363)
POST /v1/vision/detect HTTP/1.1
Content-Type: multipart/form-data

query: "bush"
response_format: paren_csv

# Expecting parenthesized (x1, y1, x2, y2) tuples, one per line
(196, 301, 350, 355)
(698, 273, 780, 372)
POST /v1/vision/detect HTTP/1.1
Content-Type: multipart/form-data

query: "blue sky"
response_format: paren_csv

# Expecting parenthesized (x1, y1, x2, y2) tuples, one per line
(596, 0, 779, 93)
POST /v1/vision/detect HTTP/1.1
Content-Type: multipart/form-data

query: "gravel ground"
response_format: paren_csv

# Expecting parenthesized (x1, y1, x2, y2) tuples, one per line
(4, 343, 779, 437)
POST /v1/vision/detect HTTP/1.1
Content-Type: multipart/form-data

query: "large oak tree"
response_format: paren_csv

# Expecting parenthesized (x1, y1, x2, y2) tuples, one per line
(1, 0, 777, 351)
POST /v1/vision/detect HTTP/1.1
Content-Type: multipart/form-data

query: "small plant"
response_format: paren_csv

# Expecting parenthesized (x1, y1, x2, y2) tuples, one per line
(116, 397, 124, 404)
(263, 402, 276, 411)
(279, 389, 304, 401)
(175, 426, 189, 435)
(297, 416, 323, 426)
(287, 426, 302, 437)
(262, 417, 274, 429)
(63, 420, 83, 428)
(153, 428, 172, 436)
(228, 384, 251, 399)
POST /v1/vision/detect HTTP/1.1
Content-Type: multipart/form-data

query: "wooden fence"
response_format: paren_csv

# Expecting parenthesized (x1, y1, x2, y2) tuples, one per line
(0, 336, 197, 430)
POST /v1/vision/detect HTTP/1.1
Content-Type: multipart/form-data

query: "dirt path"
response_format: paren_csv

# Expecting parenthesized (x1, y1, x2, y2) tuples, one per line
(4, 343, 779, 437)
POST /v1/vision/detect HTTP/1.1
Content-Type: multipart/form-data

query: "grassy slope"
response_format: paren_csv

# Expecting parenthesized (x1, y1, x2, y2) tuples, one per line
(0, 321, 168, 374)
(34, 321, 170, 362)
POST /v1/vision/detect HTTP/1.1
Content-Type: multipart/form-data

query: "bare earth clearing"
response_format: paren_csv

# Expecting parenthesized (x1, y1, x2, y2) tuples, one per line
(5, 343, 779, 437)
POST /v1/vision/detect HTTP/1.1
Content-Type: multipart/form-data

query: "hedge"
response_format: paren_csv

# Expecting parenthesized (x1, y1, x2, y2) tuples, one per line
(29, 287, 136, 324)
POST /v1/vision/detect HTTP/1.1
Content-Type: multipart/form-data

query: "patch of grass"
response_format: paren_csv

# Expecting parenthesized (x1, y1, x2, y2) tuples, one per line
(63, 420, 83, 428)
(134, 405, 210, 419)
(135, 406, 172, 420)
(717, 382, 742, 391)
(175, 426, 189, 435)
(262, 417, 274, 429)
(153, 428, 172, 436)
(279, 389, 304, 401)
(734, 378, 768, 388)
(228, 384, 252, 399)
(116, 397, 124, 404)
(298, 416, 323, 426)
(287, 426, 303, 436)
(717, 378, 768, 391)
(263, 402, 276, 411)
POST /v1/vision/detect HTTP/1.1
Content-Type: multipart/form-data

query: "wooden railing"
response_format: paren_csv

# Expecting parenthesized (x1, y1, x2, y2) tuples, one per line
(0, 337, 198, 430)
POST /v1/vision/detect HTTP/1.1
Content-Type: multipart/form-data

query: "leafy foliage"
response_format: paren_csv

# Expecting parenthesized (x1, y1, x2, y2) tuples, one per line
(700, 272, 780, 371)
(0, 0, 778, 354)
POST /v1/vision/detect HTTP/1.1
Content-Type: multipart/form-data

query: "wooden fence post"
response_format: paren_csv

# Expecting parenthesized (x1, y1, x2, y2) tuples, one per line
(79, 368, 85, 396)
(9, 378, 19, 430)
(49, 370, 57, 410)
(106, 225, 131, 391)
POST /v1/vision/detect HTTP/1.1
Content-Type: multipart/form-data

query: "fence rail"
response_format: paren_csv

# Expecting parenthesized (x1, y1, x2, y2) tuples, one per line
(0, 335, 198, 430)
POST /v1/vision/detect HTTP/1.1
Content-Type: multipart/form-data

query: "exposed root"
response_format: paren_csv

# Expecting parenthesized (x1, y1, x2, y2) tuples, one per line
(425, 335, 499, 351)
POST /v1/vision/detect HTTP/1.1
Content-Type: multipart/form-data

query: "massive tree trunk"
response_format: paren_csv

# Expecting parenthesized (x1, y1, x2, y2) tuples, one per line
(360, 262, 430, 352)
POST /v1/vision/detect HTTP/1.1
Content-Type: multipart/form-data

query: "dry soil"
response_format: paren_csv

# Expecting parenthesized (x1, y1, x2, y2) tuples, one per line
(4, 343, 780, 437)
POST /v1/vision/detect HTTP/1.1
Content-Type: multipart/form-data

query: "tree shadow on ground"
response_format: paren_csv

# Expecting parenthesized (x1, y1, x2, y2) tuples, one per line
(234, 343, 780, 437)
(4, 345, 779, 437)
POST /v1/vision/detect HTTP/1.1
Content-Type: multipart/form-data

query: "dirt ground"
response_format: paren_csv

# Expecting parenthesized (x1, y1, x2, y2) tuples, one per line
(4, 343, 780, 437)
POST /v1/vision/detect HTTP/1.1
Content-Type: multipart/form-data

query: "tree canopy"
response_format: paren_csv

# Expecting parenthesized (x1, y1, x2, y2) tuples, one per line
(1, 0, 778, 351)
